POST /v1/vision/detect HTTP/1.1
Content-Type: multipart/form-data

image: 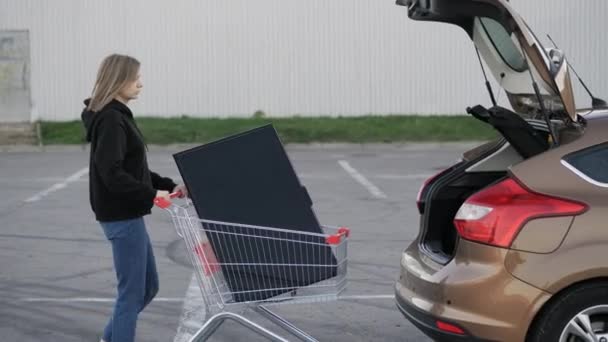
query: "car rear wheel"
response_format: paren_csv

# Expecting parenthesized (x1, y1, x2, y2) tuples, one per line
(527, 282, 608, 342)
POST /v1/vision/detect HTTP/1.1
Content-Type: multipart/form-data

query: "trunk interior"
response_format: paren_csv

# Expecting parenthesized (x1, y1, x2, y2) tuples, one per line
(421, 167, 506, 263)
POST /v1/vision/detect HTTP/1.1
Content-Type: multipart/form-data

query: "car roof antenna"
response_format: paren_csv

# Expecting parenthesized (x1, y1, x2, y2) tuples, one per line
(547, 34, 608, 110)
(474, 46, 498, 107)
(518, 39, 559, 146)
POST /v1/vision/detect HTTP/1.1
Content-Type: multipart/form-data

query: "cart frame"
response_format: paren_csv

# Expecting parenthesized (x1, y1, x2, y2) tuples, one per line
(155, 194, 349, 341)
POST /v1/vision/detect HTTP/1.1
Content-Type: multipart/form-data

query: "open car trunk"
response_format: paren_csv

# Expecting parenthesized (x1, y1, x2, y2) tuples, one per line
(417, 139, 508, 264)
(417, 104, 561, 263)
(416, 105, 587, 264)
(422, 170, 506, 262)
(417, 99, 578, 262)
(397, 0, 588, 263)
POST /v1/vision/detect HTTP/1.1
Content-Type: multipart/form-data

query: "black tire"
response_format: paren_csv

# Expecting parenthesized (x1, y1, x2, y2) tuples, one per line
(527, 281, 608, 342)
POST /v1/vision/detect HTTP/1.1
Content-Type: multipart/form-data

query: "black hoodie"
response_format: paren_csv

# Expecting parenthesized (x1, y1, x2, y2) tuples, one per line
(81, 99, 176, 221)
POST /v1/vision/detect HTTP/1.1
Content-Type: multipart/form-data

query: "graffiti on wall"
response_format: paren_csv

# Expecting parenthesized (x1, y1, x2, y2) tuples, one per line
(0, 31, 31, 122)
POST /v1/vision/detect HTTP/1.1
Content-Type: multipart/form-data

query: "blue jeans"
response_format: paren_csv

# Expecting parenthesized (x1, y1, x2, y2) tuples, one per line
(100, 217, 159, 342)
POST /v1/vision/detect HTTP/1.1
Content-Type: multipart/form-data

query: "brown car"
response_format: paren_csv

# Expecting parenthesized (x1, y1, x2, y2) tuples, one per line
(394, 0, 608, 341)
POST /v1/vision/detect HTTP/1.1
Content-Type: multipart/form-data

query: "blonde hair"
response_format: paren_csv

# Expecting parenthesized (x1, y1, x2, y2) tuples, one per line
(87, 54, 140, 112)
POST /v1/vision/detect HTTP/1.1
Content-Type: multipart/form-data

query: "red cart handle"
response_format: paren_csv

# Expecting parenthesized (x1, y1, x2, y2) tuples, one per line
(325, 227, 351, 245)
(154, 191, 183, 209)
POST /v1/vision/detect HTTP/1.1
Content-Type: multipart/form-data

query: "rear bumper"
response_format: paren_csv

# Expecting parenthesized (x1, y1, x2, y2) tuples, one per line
(394, 239, 551, 342)
(395, 294, 489, 342)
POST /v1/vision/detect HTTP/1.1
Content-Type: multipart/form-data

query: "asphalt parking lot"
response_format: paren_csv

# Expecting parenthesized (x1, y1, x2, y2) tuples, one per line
(0, 142, 478, 342)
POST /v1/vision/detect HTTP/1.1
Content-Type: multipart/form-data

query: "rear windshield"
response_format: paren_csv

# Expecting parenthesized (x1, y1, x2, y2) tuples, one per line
(477, 17, 527, 72)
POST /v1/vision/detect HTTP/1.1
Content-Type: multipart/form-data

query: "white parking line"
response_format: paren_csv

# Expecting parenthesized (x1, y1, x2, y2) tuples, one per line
(372, 173, 432, 180)
(24, 167, 89, 203)
(338, 160, 387, 199)
(171, 273, 396, 341)
(174, 275, 205, 342)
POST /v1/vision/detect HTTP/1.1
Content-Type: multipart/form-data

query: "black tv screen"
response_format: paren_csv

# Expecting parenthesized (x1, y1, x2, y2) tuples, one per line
(173, 125, 337, 302)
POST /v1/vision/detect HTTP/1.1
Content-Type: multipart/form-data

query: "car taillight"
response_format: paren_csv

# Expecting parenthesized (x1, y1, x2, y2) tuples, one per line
(453, 177, 587, 248)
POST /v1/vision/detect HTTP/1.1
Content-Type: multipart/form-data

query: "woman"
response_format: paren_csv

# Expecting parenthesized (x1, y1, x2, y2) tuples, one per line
(81, 54, 187, 342)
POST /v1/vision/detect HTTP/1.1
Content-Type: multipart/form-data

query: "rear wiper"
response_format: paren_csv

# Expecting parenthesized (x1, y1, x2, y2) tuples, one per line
(547, 34, 608, 110)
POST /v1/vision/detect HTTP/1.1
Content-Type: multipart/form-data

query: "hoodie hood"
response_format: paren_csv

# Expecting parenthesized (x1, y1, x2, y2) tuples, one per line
(81, 98, 134, 142)
(81, 99, 96, 142)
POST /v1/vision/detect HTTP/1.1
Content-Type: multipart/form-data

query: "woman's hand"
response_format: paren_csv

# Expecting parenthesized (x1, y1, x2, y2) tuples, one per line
(173, 184, 188, 198)
(156, 190, 171, 202)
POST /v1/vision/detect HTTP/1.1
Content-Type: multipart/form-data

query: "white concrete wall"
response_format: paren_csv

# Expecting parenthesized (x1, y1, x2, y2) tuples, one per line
(0, 0, 606, 121)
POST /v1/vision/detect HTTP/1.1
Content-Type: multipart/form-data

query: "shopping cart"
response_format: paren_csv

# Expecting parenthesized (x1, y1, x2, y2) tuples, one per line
(155, 193, 350, 342)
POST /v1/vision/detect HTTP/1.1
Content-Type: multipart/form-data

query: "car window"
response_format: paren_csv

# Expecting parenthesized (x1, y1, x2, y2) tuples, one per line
(562, 143, 608, 185)
(478, 17, 527, 72)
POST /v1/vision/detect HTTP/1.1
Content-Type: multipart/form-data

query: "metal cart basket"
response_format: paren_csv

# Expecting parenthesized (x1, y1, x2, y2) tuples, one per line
(155, 194, 349, 342)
